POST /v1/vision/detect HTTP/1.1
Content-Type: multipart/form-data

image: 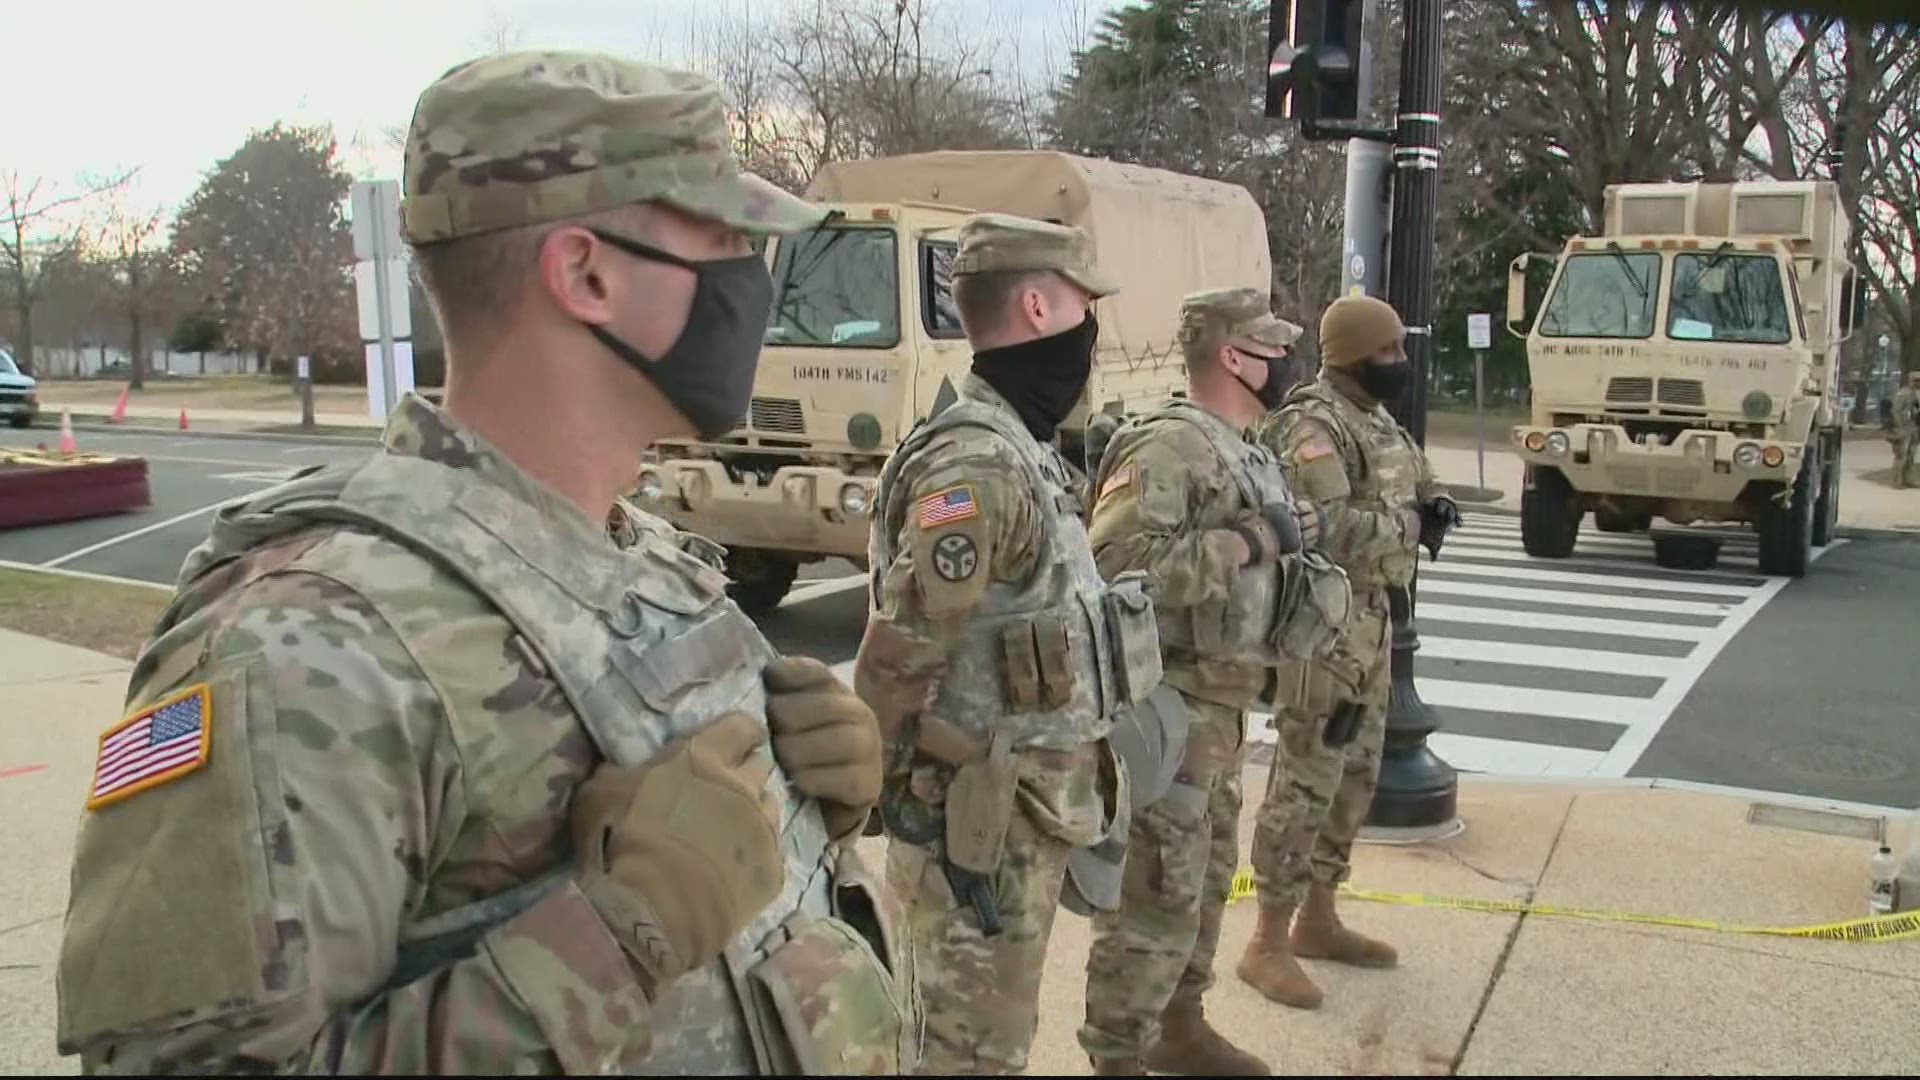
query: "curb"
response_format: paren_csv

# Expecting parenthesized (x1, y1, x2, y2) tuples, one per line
(33, 414, 379, 447)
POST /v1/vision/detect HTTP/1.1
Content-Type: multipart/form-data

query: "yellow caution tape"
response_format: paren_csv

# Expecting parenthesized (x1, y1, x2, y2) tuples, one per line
(1225, 869, 1920, 943)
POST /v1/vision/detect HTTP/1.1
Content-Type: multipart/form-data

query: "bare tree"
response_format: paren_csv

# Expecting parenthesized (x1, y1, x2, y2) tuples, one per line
(105, 202, 170, 389)
(689, 0, 1030, 192)
(0, 170, 129, 375)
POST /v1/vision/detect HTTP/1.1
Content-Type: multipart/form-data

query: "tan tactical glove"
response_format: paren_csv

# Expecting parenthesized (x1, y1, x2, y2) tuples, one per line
(765, 656, 885, 843)
(570, 711, 783, 1000)
(1295, 500, 1324, 550)
(1222, 513, 1281, 566)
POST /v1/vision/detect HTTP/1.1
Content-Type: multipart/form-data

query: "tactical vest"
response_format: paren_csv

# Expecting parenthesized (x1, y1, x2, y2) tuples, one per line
(169, 452, 910, 1076)
(870, 398, 1162, 751)
(1282, 382, 1425, 592)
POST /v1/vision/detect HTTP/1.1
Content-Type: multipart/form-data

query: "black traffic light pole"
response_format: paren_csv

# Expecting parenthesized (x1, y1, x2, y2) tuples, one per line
(1271, 0, 1459, 833)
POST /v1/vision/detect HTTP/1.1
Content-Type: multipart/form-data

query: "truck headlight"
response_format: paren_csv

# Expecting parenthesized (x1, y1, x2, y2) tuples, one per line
(637, 470, 664, 500)
(1733, 443, 1762, 470)
(1742, 391, 1773, 419)
(838, 482, 870, 516)
(1544, 431, 1571, 456)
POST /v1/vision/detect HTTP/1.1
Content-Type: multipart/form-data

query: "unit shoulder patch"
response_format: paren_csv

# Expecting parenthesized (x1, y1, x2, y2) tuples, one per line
(1098, 462, 1136, 501)
(87, 684, 213, 810)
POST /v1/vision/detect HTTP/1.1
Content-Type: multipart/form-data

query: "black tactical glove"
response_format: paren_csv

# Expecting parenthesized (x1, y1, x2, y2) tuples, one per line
(1418, 495, 1462, 562)
(1258, 499, 1305, 556)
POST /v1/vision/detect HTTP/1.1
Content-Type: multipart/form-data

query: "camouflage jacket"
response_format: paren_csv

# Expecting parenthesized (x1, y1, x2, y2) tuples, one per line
(54, 395, 904, 1075)
(1254, 375, 1439, 594)
(866, 374, 1144, 847)
(1087, 399, 1289, 709)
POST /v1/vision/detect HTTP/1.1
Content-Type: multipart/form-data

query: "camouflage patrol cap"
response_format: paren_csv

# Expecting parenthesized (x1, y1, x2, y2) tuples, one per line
(951, 213, 1119, 298)
(400, 50, 828, 244)
(1178, 287, 1303, 351)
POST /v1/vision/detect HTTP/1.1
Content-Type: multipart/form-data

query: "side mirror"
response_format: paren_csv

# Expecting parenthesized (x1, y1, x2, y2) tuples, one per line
(1506, 254, 1531, 338)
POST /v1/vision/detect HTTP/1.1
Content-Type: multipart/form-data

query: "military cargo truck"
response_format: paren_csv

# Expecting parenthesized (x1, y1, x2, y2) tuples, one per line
(1506, 180, 1862, 577)
(632, 149, 1274, 611)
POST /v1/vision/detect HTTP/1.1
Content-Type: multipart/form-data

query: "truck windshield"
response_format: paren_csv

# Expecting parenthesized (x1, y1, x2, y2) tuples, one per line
(1667, 252, 1791, 344)
(1538, 251, 1661, 339)
(764, 226, 900, 348)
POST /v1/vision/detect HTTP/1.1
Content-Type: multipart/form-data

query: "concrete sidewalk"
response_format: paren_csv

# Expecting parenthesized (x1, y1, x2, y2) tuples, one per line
(3, 624, 1915, 1074)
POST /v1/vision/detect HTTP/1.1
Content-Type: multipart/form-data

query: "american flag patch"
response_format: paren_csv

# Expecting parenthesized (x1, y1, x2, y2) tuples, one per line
(1099, 462, 1136, 500)
(1296, 438, 1336, 463)
(918, 484, 979, 528)
(87, 685, 213, 810)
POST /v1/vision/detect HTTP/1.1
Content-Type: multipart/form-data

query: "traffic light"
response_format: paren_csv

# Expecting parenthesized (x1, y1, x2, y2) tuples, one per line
(1266, 0, 1373, 125)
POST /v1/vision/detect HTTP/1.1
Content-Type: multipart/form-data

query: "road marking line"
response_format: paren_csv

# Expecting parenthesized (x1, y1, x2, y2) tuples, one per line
(1417, 578, 1737, 616)
(1415, 602, 1714, 641)
(1422, 561, 1762, 598)
(1595, 538, 1847, 776)
(0, 558, 174, 592)
(1438, 541, 1769, 583)
(42, 495, 251, 569)
(1416, 678, 1652, 725)
(780, 573, 868, 608)
(1426, 732, 1608, 777)
(1420, 635, 1684, 677)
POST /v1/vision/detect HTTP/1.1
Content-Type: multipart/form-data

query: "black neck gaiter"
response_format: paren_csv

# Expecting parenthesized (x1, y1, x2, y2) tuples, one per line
(969, 313, 1098, 442)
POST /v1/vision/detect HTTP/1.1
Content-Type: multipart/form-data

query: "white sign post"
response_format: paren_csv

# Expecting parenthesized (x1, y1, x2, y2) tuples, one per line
(1467, 313, 1492, 493)
(350, 180, 414, 418)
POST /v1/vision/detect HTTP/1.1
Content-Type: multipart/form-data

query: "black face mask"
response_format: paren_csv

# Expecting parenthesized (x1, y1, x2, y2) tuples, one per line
(1357, 359, 1412, 403)
(969, 312, 1099, 442)
(584, 228, 774, 440)
(1234, 348, 1291, 412)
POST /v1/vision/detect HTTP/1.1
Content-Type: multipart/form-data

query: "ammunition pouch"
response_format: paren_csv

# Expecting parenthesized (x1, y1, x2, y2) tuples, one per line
(1270, 551, 1352, 661)
(944, 731, 1017, 877)
(1103, 571, 1163, 706)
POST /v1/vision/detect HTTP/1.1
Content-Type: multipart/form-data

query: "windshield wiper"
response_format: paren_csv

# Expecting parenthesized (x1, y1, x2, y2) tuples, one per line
(1703, 240, 1735, 269)
(1605, 241, 1649, 300)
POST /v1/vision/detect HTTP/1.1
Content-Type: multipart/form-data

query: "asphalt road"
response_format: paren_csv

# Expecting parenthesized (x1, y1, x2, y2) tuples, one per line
(3, 425, 1915, 811)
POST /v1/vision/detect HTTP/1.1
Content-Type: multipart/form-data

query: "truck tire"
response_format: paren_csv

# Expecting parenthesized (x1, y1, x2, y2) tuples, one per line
(1812, 438, 1840, 548)
(724, 547, 800, 616)
(1594, 508, 1652, 534)
(1755, 452, 1815, 578)
(1652, 535, 1718, 571)
(1521, 467, 1580, 558)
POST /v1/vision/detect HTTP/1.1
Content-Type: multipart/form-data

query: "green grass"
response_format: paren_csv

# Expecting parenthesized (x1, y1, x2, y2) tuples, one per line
(0, 569, 172, 660)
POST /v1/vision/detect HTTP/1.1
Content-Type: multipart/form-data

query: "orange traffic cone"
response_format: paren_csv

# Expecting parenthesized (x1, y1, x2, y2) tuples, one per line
(178, 408, 190, 431)
(109, 386, 129, 424)
(58, 410, 77, 455)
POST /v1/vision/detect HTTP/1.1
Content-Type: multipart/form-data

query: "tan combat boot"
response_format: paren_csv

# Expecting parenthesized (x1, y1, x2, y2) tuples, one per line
(1142, 997, 1270, 1075)
(1234, 901, 1323, 1009)
(1290, 882, 1398, 967)
(1090, 1055, 1145, 1075)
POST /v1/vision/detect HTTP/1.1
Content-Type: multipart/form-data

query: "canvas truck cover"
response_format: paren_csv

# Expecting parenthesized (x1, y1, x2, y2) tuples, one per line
(806, 150, 1274, 406)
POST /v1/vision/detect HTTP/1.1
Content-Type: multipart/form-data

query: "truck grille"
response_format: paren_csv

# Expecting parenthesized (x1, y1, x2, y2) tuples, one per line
(1605, 377, 1652, 403)
(0, 389, 25, 405)
(1658, 379, 1705, 407)
(749, 396, 805, 434)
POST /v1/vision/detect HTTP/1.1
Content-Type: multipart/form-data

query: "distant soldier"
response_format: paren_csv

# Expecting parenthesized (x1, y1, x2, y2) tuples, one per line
(853, 213, 1158, 1074)
(54, 52, 903, 1074)
(1078, 288, 1351, 1076)
(1891, 373, 1919, 488)
(1237, 295, 1459, 1011)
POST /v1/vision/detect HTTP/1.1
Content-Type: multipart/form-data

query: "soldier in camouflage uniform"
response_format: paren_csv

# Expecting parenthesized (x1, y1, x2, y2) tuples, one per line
(1891, 372, 1919, 488)
(1079, 288, 1341, 1077)
(54, 53, 910, 1074)
(853, 213, 1157, 1074)
(1237, 295, 1457, 1011)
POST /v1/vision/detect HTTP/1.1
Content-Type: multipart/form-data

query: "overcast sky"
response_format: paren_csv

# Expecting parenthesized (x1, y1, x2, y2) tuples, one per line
(17, 0, 1115, 225)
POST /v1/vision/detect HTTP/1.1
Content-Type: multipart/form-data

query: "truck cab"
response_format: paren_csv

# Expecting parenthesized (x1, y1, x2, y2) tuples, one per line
(1507, 181, 1859, 577)
(631, 150, 1272, 612)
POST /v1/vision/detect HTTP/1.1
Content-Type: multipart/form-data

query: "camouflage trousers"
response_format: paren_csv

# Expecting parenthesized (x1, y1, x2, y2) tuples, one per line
(1079, 695, 1246, 1061)
(885, 743, 1104, 1075)
(1249, 596, 1391, 907)
(1894, 434, 1916, 487)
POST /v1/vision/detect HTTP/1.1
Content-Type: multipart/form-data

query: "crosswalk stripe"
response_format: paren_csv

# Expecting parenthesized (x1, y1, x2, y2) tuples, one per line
(1415, 678, 1653, 725)
(1420, 635, 1685, 677)
(1427, 733, 1609, 777)
(1415, 602, 1714, 642)
(1422, 560, 1760, 599)
(1417, 578, 1740, 617)
(1436, 543, 1770, 587)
